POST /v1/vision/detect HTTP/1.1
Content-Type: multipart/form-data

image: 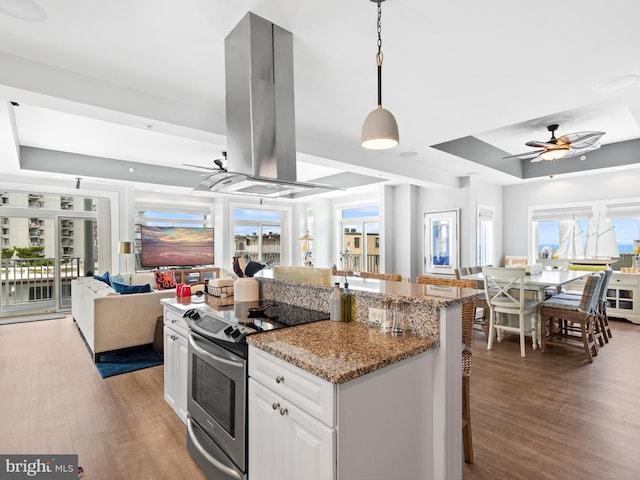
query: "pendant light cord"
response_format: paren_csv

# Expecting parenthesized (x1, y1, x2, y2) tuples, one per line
(376, 1, 384, 108)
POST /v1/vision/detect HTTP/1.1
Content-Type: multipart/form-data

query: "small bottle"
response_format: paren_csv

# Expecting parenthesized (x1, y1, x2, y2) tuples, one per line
(329, 283, 343, 322)
(342, 282, 355, 322)
(391, 299, 404, 337)
(380, 298, 392, 334)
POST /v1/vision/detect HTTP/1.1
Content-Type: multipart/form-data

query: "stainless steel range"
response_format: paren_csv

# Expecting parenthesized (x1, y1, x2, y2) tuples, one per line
(183, 300, 329, 480)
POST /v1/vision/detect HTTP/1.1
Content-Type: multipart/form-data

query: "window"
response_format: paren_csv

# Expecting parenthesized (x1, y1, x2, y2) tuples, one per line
(605, 203, 640, 255)
(530, 205, 592, 260)
(476, 204, 494, 266)
(233, 208, 283, 265)
(339, 205, 379, 273)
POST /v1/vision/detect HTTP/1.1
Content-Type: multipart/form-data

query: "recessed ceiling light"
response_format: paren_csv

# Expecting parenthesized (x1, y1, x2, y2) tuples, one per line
(399, 151, 418, 157)
(128, 167, 135, 173)
(0, 0, 46, 22)
(596, 75, 639, 93)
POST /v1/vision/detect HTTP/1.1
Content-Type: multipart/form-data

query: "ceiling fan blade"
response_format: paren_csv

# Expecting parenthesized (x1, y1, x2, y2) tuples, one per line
(182, 163, 217, 171)
(525, 140, 567, 149)
(562, 131, 605, 149)
(502, 150, 543, 160)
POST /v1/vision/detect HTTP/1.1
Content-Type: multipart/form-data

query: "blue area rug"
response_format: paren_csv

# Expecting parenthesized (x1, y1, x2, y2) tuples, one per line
(94, 345, 163, 378)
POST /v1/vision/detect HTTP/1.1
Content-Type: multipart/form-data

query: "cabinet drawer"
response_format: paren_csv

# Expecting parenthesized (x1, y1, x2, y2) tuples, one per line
(249, 346, 335, 426)
(164, 307, 189, 336)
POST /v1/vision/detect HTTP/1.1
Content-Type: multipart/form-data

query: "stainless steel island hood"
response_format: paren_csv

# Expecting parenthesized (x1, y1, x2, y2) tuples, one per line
(204, 12, 340, 199)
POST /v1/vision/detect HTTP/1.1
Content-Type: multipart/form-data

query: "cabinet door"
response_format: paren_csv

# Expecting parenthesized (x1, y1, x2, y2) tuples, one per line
(284, 400, 335, 480)
(249, 379, 335, 480)
(249, 378, 284, 480)
(163, 326, 177, 411)
(164, 324, 188, 424)
(174, 333, 189, 423)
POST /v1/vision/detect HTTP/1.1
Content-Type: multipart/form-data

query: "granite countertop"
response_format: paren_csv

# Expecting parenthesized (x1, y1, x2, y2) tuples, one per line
(246, 320, 438, 384)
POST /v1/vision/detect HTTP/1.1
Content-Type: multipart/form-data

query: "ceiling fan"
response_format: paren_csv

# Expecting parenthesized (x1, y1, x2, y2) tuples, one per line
(503, 124, 605, 162)
(183, 151, 228, 174)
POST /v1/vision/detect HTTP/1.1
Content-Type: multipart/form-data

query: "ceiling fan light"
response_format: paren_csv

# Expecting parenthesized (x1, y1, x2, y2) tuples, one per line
(539, 148, 568, 161)
(361, 107, 399, 149)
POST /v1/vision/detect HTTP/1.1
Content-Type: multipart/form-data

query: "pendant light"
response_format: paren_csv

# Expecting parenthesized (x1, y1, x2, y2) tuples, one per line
(361, 0, 399, 150)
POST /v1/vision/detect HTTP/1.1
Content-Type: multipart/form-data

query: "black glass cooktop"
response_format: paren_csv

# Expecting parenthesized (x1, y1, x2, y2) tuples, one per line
(187, 300, 329, 345)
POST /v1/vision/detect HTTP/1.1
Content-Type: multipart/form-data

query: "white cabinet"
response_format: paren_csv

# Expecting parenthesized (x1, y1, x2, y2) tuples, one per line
(249, 378, 334, 480)
(163, 305, 189, 423)
(248, 345, 434, 480)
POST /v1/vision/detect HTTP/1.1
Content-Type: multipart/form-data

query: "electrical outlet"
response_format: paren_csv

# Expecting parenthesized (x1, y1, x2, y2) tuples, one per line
(368, 307, 384, 325)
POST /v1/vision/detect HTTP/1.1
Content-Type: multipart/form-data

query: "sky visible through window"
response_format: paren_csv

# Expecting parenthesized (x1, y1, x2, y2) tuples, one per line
(538, 218, 638, 254)
(342, 205, 379, 233)
(234, 209, 282, 236)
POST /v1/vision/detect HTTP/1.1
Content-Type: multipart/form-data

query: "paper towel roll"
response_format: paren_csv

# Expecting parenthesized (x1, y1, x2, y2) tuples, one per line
(234, 278, 259, 302)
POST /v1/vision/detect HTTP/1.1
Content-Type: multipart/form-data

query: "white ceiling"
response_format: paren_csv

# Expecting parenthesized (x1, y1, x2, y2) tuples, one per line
(1, 0, 640, 197)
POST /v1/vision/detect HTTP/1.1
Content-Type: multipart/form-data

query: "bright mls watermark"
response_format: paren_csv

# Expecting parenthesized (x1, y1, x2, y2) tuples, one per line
(0, 455, 77, 480)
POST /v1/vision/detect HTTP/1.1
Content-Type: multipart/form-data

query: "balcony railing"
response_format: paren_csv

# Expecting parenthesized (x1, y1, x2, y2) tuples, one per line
(0, 257, 80, 310)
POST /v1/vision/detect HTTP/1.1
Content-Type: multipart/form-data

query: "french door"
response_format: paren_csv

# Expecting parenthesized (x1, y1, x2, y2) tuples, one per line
(0, 211, 98, 316)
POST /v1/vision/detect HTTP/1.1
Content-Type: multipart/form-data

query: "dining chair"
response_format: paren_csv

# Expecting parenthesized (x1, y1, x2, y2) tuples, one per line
(416, 275, 476, 462)
(461, 299, 475, 463)
(331, 269, 354, 277)
(550, 268, 612, 346)
(483, 267, 539, 357)
(455, 267, 470, 280)
(416, 274, 489, 336)
(359, 271, 402, 281)
(539, 272, 603, 363)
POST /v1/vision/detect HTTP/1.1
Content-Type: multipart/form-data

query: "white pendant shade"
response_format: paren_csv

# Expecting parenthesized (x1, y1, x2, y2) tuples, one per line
(361, 107, 399, 150)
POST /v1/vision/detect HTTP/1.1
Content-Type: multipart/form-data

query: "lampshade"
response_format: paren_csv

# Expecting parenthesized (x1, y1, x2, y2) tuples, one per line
(361, 107, 399, 149)
(118, 241, 132, 254)
(299, 231, 313, 241)
(361, 0, 398, 150)
(539, 148, 568, 161)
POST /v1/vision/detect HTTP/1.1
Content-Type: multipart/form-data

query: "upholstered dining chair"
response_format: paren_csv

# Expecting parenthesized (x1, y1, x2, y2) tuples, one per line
(455, 267, 470, 280)
(483, 267, 539, 357)
(359, 271, 402, 281)
(551, 268, 612, 345)
(539, 272, 603, 363)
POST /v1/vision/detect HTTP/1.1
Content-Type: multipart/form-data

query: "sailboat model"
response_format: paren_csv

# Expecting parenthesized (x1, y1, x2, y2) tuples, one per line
(574, 216, 619, 265)
(555, 219, 585, 260)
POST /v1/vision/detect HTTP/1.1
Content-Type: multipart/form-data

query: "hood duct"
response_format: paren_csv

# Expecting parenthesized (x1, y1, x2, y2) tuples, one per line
(204, 12, 339, 198)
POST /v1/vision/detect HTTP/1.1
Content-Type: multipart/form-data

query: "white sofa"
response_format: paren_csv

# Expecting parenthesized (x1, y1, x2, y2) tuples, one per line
(71, 272, 176, 362)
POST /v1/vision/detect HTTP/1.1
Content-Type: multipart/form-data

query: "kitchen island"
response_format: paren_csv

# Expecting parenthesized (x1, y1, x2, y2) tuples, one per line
(163, 275, 479, 480)
(247, 275, 480, 480)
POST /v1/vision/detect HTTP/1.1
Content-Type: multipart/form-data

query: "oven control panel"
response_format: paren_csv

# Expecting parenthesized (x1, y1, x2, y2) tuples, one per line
(184, 308, 255, 343)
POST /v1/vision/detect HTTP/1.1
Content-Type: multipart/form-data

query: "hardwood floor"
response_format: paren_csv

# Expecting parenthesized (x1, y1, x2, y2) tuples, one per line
(463, 318, 640, 480)
(0, 315, 206, 480)
(2, 314, 639, 480)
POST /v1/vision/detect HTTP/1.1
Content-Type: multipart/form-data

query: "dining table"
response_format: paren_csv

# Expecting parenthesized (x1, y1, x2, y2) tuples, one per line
(463, 268, 593, 348)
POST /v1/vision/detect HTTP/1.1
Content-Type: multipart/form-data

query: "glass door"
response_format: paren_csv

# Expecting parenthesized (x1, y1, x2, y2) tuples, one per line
(0, 213, 57, 317)
(58, 216, 98, 309)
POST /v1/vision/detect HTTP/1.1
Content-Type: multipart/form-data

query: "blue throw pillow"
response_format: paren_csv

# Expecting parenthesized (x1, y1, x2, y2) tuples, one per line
(110, 273, 127, 285)
(112, 280, 153, 295)
(93, 271, 111, 286)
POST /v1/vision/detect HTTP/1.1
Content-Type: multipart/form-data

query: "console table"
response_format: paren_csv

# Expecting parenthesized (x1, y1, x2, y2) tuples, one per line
(172, 267, 220, 284)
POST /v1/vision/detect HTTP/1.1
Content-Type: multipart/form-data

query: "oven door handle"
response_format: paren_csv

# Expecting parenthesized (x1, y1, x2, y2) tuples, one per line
(187, 417, 243, 480)
(189, 333, 244, 369)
